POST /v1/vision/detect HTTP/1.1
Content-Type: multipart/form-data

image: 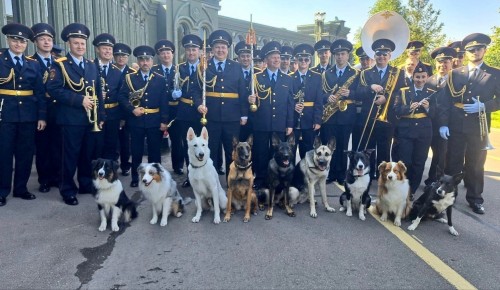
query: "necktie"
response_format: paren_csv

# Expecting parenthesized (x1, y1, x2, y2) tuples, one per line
(217, 62, 223, 72)
(144, 75, 148, 82)
(14, 56, 22, 72)
(44, 57, 51, 68)
(320, 67, 325, 73)
(271, 73, 276, 89)
(102, 64, 107, 78)
(416, 89, 422, 97)
(190, 65, 195, 76)
(79, 61, 84, 73)
(165, 68, 170, 79)
(244, 70, 249, 80)
(338, 70, 343, 79)
(438, 77, 445, 87)
(469, 67, 478, 81)
(300, 74, 305, 84)
(379, 69, 384, 80)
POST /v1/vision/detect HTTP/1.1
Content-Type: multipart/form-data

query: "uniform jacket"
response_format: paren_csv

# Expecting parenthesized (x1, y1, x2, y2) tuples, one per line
(439, 64, 500, 135)
(193, 58, 249, 122)
(322, 65, 360, 125)
(394, 85, 435, 138)
(252, 70, 296, 132)
(46, 53, 104, 126)
(117, 65, 137, 121)
(98, 62, 124, 121)
(118, 70, 168, 128)
(151, 64, 176, 122)
(31, 53, 57, 121)
(426, 74, 448, 136)
(290, 69, 323, 128)
(311, 63, 331, 74)
(175, 61, 202, 122)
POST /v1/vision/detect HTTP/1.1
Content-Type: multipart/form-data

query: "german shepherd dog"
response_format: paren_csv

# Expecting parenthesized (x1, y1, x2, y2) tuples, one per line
(290, 136, 336, 218)
(408, 167, 463, 236)
(263, 133, 296, 220)
(223, 135, 258, 223)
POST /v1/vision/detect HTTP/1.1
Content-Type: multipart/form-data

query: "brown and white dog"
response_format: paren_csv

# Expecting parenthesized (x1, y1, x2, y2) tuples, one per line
(376, 161, 411, 226)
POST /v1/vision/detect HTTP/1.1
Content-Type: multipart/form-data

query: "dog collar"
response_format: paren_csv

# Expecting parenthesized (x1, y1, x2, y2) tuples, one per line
(190, 161, 207, 168)
(235, 161, 252, 170)
(353, 172, 370, 177)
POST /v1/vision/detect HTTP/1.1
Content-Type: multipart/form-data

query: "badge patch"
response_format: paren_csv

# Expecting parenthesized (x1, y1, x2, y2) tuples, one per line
(49, 68, 56, 80)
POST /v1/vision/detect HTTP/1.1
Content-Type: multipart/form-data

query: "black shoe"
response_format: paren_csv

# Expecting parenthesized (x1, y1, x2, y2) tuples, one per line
(182, 179, 190, 188)
(174, 168, 184, 175)
(49, 181, 59, 188)
(470, 203, 485, 214)
(63, 196, 79, 206)
(13, 191, 36, 200)
(130, 181, 138, 188)
(0, 197, 6, 206)
(326, 177, 335, 184)
(217, 167, 225, 175)
(39, 183, 51, 193)
(122, 168, 131, 176)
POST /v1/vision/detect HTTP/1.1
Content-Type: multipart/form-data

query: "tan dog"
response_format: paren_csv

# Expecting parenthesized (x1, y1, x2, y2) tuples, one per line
(376, 161, 411, 226)
(224, 135, 258, 223)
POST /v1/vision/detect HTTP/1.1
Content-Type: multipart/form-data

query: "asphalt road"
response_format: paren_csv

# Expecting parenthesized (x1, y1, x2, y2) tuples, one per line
(1, 129, 500, 289)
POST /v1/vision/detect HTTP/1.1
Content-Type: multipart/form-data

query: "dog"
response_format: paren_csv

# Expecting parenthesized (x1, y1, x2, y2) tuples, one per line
(138, 162, 187, 227)
(408, 167, 463, 236)
(92, 158, 138, 232)
(375, 161, 411, 226)
(187, 126, 228, 224)
(339, 149, 375, 221)
(224, 135, 258, 223)
(290, 136, 336, 218)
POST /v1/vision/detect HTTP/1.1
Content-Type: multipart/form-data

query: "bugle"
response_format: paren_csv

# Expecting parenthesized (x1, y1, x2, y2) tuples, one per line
(478, 96, 495, 150)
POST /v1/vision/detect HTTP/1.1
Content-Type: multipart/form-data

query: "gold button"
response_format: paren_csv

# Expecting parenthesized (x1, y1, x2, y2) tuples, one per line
(145, 93, 148, 95)
(19, 85, 22, 88)
(145, 99, 148, 101)
(220, 79, 224, 82)
(222, 102, 224, 105)
(273, 114, 276, 117)
(221, 86, 224, 89)
(19, 77, 22, 80)
(85, 81, 88, 84)
(273, 107, 275, 109)
(273, 93, 275, 96)
(19, 101, 22, 104)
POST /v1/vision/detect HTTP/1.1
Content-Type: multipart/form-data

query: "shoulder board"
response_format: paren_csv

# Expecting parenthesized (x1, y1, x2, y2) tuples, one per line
(88, 59, 94, 63)
(111, 64, 120, 70)
(309, 70, 321, 76)
(288, 72, 294, 76)
(129, 68, 137, 73)
(426, 88, 436, 92)
(401, 87, 410, 91)
(55, 57, 67, 63)
(152, 64, 161, 69)
(178, 61, 186, 66)
(422, 62, 431, 66)
(152, 71, 163, 77)
(255, 70, 265, 76)
(25, 55, 34, 60)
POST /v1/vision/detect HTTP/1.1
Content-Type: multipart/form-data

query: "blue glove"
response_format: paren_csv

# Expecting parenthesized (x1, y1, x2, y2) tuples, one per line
(463, 97, 484, 114)
(439, 126, 450, 140)
(172, 89, 182, 100)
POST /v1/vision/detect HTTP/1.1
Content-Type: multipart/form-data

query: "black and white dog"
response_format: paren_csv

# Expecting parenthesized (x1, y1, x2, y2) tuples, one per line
(339, 150, 374, 221)
(92, 159, 138, 232)
(408, 167, 463, 236)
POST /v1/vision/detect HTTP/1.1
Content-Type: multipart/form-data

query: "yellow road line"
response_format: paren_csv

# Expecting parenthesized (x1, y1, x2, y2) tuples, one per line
(487, 154, 500, 161)
(368, 207, 477, 290)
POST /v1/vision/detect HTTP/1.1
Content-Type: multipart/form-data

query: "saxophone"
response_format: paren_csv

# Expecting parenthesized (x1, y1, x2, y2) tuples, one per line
(322, 70, 359, 123)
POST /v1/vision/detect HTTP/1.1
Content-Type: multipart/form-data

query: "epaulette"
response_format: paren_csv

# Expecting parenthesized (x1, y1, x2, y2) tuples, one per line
(152, 71, 163, 77)
(309, 70, 321, 76)
(255, 69, 264, 76)
(401, 87, 410, 91)
(129, 68, 137, 73)
(288, 72, 294, 76)
(111, 64, 120, 70)
(422, 62, 431, 66)
(88, 59, 94, 63)
(55, 57, 67, 63)
(178, 61, 186, 66)
(426, 88, 436, 92)
(25, 55, 34, 60)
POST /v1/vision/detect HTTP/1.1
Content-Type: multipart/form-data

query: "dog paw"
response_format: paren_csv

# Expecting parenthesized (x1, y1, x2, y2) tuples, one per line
(346, 210, 352, 217)
(359, 213, 366, 221)
(394, 219, 401, 227)
(287, 211, 296, 217)
(243, 215, 250, 223)
(150, 217, 158, 225)
(408, 223, 417, 231)
(310, 211, 318, 218)
(380, 214, 387, 222)
(339, 206, 345, 212)
(213, 217, 221, 224)
(111, 224, 120, 232)
(326, 206, 335, 213)
(436, 218, 447, 224)
(160, 220, 168, 227)
(223, 215, 231, 223)
(192, 216, 200, 223)
(176, 212, 183, 218)
(258, 204, 265, 211)
(449, 226, 459, 236)
(98, 224, 107, 232)
(265, 214, 272, 220)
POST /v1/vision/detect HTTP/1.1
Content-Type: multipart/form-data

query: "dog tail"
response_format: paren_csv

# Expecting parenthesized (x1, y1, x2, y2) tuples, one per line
(123, 202, 138, 223)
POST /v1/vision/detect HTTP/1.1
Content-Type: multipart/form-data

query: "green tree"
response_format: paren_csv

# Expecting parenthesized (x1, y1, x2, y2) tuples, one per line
(485, 25, 500, 68)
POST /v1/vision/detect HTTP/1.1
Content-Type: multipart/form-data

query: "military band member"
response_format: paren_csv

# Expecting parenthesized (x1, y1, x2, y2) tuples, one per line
(93, 33, 123, 163)
(253, 49, 265, 71)
(394, 63, 434, 200)
(424, 47, 456, 186)
(152, 39, 183, 175)
(354, 46, 374, 70)
(279, 45, 293, 75)
(45, 23, 104, 205)
(51, 44, 64, 58)
(438, 33, 500, 214)
(113, 43, 136, 176)
(321, 39, 359, 184)
(289, 56, 298, 73)
(234, 40, 254, 141)
(175, 34, 203, 188)
(248, 41, 296, 189)
(31, 22, 61, 193)
(448, 41, 465, 69)
(311, 40, 332, 74)
(403, 57, 418, 87)
(351, 46, 372, 151)
(118, 45, 169, 188)
(0, 23, 46, 207)
(406, 40, 433, 76)
(356, 39, 406, 179)
(290, 44, 322, 159)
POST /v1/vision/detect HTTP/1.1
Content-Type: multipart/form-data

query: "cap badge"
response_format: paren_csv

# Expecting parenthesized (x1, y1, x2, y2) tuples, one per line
(18, 32, 22, 35)
(381, 45, 385, 48)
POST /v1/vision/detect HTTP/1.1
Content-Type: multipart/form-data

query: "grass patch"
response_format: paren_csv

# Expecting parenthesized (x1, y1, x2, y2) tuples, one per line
(492, 111, 500, 129)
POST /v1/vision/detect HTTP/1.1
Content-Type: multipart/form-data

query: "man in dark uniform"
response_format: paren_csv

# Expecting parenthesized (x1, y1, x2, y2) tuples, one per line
(30, 22, 61, 193)
(311, 40, 332, 74)
(113, 43, 136, 176)
(174, 34, 203, 188)
(248, 41, 295, 189)
(424, 47, 456, 186)
(279, 45, 293, 75)
(253, 49, 265, 71)
(234, 40, 254, 141)
(394, 63, 434, 200)
(406, 40, 433, 76)
(152, 39, 183, 175)
(289, 56, 298, 73)
(93, 33, 123, 164)
(0, 23, 46, 207)
(196, 30, 249, 181)
(290, 43, 322, 159)
(354, 46, 373, 70)
(351, 46, 372, 151)
(356, 39, 406, 179)
(321, 39, 359, 184)
(439, 33, 500, 214)
(118, 45, 169, 188)
(448, 41, 465, 69)
(45, 23, 104, 205)
(51, 44, 64, 58)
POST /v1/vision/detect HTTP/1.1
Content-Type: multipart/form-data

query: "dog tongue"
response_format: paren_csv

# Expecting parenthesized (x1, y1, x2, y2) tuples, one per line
(283, 160, 289, 166)
(356, 169, 364, 176)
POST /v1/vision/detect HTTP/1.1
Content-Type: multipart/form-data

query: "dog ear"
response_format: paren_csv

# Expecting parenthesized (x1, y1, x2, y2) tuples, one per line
(397, 161, 407, 173)
(246, 134, 253, 147)
(153, 163, 163, 173)
(232, 136, 239, 148)
(287, 133, 295, 147)
(313, 136, 322, 149)
(378, 161, 387, 173)
(91, 159, 98, 169)
(201, 126, 209, 141)
(327, 137, 336, 152)
(453, 172, 464, 185)
(187, 127, 195, 141)
(364, 149, 375, 157)
(271, 132, 281, 148)
(137, 163, 146, 174)
(344, 150, 353, 159)
(112, 160, 119, 172)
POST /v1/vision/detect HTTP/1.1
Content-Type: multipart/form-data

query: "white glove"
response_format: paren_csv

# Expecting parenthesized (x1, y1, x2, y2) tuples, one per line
(439, 126, 450, 140)
(172, 89, 182, 100)
(463, 97, 484, 114)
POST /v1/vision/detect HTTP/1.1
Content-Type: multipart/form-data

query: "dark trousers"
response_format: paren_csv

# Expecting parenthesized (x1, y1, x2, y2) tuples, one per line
(0, 122, 36, 197)
(239, 119, 253, 141)
(294, 128, 317, 159)
(206, 121, 240, 180)
(359, 122, 394, 179)
(253, 131, 286, 186)
(178, 119, 202, 168)
(446, 130, 487, 204)
(118, 122, 131, 171)
(322, 124, 352, 180)
(59, 125, 103, 199)
(397, 129, 432, 194)
(351, 123, 363, 152)
(35, 120, 61, 186)
(168, 120, 184, 171)
(102, 119, 120, 161)
(426, 134, 447, 184)
(130, 127, 162, 182)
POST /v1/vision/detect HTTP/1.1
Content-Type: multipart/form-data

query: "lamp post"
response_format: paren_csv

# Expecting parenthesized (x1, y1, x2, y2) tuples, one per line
(313, 12, 328, 65)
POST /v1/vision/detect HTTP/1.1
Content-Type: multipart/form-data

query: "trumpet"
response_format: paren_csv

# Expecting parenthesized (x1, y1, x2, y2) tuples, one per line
(85, 80, 101, 132)
(478, 96, 495, 150)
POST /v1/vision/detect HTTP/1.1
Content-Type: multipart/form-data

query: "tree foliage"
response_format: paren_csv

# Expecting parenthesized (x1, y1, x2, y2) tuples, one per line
(485, 25, 500, 68)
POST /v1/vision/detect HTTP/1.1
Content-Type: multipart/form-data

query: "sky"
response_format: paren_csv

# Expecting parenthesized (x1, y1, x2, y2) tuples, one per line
(219, 0, 499, 43)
